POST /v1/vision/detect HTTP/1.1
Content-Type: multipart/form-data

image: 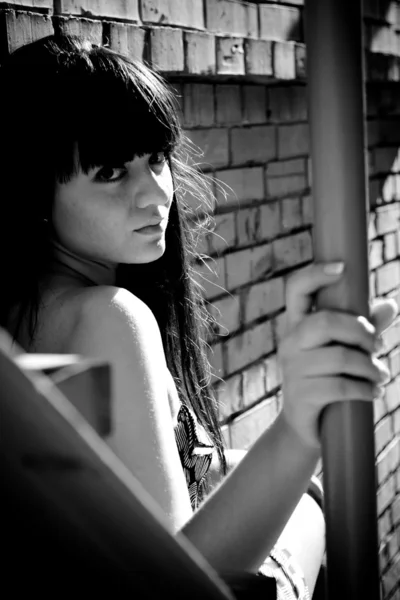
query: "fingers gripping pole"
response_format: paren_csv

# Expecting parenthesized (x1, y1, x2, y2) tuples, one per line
(304, 1, 380, 599)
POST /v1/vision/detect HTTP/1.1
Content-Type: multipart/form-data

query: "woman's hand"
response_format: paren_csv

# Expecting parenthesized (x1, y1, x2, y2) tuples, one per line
(278, 262, 398, 450)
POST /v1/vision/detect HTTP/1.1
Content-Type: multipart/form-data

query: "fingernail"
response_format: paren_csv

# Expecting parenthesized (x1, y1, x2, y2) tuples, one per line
(324, 262, 345, 275)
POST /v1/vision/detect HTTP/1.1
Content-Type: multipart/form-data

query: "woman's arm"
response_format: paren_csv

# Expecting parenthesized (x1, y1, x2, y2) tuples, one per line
(206, 449, 325, 595)
(182, 411, 320, 573)
(69, 266, 390, 578)
(71, 285, 320, 575)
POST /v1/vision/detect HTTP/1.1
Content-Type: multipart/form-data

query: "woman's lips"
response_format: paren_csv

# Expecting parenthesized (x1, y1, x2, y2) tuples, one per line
(135, 223, 164, 235)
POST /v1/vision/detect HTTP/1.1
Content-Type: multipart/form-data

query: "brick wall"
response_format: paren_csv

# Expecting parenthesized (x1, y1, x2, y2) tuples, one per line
(1, 0, 399, 597)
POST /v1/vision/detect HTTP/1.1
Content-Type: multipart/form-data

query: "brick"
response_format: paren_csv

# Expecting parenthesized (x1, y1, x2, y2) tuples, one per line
(209, 213, 236, 254)
(55, 16, 102, 45)
(377, 438, 399, 485)
(216, 37, 245, 76)
(150, 27, 184, 72)
(6, 0, 52, 7)
(56, 0, 139, 19)
(295, 43, 306, 78)
(375, 416, 394, 454)
(31, 11, 54, 42)
(184, 31, 216, 76)
(237, 207, 260, 246)
(205, 0, 258, 38)
(381, 174, 397, 203)
(0, 11, 47, 57)
(375, 204, 400, 236)
(108, 24, 146, 61)
(251, 243, 274, 280)
(369, 270, 377, 300)
(376, 261, 400, 295)
(259, 201, 281, 240)
(226, 320, 274, 373)
(193, 257, 226, 300)
(267, 161, 307, 197)
(302, 194, 314, 225)
(393, 495, 400, 527)
(244, 277, 285, 322)
(208, 294, 241, 336)
(231, 125, 277, 165)
(369, 239, 384, 270)
(281, 197, 302, 230)
(243, 85, 268, 124)
(273, 231, 313, 271)
(382, 554, 400, 598)
(267, 158, 305, 177)
(260, 5, 302, 41)
(141, 0, 204, 29)
(378, 511, 392, 541)
(230, 397, 279, 450)
(215, 373, 242, 420)
(225, 248, 252, 289)
(386, 531, 400, 563)
(278, 123, 309, 158)
(273, 310, 288, 345)
(377, 474, 396, 515)
(215, 167, 265, 207)
(242, 362, 267, 407)
(265, 353, 282, 391)
(369, 211, 378, 240)
(374, 397, 386, 424)
(384, 232, 398, 261)
(367, 25, 398, 55)
(268, 86, 308, 123)
(381, 320, 400, 356)
(244, 39, 273, 76)
(394, 408, 400, 435)
(216, 85, 242, 125)
(389, 348, 400, 379)
(182, 84, 214, 128)
(208, 341, 224, 383)
(185, 128, 229, 169)
(273, 41, 296, 80)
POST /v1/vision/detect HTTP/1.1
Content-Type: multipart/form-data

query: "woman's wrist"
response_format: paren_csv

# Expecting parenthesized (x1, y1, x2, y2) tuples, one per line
(277, 409, 321, 462)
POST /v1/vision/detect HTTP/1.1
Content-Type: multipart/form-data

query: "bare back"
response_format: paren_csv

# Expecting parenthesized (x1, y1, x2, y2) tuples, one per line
(8, 276, 194, 529)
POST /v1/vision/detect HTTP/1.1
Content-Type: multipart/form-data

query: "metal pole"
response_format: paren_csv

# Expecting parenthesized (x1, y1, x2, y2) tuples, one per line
(304, 1, 381, 599)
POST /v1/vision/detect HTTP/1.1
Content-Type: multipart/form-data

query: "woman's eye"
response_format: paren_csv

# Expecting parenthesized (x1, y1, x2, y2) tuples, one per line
(95, 166, 126, 183)
(149, 152, 167, 166)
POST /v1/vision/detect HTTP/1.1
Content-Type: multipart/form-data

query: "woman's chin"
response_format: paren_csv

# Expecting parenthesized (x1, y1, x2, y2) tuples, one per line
(127, 241, 166, 264)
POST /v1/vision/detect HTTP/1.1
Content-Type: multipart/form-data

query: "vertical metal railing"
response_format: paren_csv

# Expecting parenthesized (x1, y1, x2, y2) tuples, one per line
(304, 1, 381, 598)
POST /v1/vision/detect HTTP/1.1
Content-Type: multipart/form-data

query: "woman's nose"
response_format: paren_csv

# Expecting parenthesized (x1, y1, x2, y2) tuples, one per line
(132, 166, 171, 210)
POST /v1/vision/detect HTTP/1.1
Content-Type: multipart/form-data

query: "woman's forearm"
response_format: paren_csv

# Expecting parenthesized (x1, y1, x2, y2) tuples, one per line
(181, 411, 320, 573)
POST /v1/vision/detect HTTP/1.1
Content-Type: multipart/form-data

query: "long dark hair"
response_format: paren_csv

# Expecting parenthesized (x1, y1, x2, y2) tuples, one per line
(0, 33, 226, 476)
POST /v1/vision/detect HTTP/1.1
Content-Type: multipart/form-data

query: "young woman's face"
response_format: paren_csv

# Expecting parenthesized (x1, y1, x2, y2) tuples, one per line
(52, 146, 174, 266)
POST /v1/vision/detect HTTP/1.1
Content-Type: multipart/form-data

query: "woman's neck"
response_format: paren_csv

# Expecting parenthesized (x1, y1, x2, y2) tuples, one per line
(50, 237, 116, 287)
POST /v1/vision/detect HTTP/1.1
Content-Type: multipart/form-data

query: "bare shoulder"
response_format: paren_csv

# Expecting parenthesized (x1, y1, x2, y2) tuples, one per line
(74, 285, 160, 344)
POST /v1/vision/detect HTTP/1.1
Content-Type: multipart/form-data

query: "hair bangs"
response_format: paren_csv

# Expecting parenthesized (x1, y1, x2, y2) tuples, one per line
(54, 45, 181, 183)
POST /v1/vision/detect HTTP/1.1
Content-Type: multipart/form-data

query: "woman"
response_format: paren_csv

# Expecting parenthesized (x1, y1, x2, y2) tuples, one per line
(0, 33, 396, 598)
